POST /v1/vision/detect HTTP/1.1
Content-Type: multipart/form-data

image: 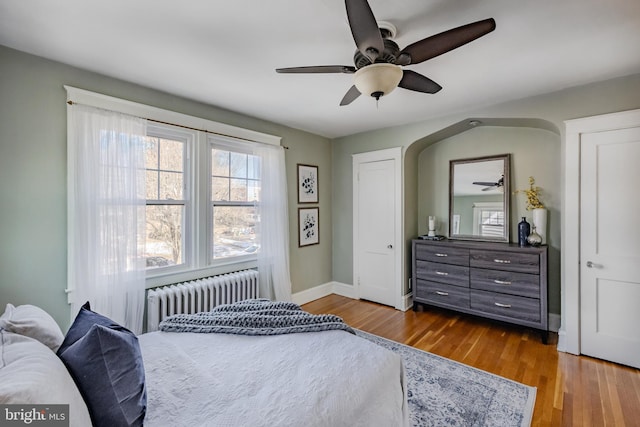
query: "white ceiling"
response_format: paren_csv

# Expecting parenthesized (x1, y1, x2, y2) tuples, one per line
(1, 0, 639, 139)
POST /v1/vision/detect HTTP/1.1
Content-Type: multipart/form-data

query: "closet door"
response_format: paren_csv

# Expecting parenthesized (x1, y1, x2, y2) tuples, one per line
(580, 125, 640, 369)
(353, 148, 403, 310)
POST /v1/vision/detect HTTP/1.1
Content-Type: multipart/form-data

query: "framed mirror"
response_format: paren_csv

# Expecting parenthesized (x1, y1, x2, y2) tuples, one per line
(449, 154, 511, 242)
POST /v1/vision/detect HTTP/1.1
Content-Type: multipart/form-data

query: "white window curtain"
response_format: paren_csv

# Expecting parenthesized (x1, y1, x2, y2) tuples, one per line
(68, 104, 147, 334)
(255, 144, 292, 301)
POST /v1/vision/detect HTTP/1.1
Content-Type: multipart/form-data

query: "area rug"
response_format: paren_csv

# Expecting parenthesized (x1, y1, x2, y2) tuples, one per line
(356, 330, 536, 427)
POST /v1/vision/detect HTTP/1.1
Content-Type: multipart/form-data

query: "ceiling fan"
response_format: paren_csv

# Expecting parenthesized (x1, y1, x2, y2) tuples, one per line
(473, 175, 504, 191)
(276, 0, 496, 106)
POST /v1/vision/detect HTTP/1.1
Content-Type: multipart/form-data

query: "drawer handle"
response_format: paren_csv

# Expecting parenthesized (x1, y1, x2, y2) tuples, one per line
(493, 279, 512, 285)
(435, 291, 449, 296)
(435, 271, 449, 276)
(494, 302, 512, 308)
(493, 259, 511, 264)
(435, 253, 448, 257)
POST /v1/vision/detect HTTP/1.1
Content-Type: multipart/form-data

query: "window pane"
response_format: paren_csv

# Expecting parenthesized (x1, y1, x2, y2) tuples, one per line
(247, 155, 260, 180)
(146, 170, 159, 199)
(230, 152, 247, 178)
(212, 149, 229, 177)
(212, 177, 229, 201)
(247, 179, 260, 202)
(480, 210, 504, 237)
(159, 138, 183, 172)
(213, 206, 259, 259)
(145, 205, 184, 269)
(481, 210, 504, 225)
(230, 178, 248, 202)
(146, 137, 184, 202)
(144, 137, 159, 169)
(159, 171, 183, 200)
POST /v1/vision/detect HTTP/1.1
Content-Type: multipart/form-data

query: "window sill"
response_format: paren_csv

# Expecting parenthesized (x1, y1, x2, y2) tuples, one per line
(145, 259, 257, 289)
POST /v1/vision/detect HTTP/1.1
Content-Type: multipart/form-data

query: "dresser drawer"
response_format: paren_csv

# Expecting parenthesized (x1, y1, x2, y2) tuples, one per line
(470, 290, 540, 323)
(415, 260, 469, 287)
(470, 250, 539, 274)
(470, 268, 540, 298)
(414, 244, 469, 266)
(415, 280, 470, 309)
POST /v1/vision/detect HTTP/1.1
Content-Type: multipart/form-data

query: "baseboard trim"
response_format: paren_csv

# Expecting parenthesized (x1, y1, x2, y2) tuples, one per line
(556, 328, 567, 353)
(401, 293, 413, 312)
(291, 282, 334, 306)
(292, 282, 358, 306)
(331, 282, 357, 299)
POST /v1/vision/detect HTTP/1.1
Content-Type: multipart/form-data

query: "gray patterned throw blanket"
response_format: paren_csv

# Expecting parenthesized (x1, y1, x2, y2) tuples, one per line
(159, 299, 355, 336)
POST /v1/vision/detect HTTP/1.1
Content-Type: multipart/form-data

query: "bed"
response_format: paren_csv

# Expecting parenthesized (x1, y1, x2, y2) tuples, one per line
(0, 302, 409, 427)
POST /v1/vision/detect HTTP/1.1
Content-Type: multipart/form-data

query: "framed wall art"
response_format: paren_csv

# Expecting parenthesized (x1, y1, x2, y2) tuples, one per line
(298, 207, 319, 247)
(297, 164, 318, 204)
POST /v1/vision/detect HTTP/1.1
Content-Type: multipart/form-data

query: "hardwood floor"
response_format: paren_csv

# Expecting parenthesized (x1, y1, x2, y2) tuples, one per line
(302, 294, 640, 427)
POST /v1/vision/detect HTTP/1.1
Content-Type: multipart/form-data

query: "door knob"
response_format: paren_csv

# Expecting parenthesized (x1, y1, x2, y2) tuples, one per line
(387, 244, 393, 249)
(586, 261, 602, 268)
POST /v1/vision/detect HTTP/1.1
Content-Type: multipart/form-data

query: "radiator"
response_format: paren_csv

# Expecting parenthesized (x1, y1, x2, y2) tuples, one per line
(146, 269, 259, 332)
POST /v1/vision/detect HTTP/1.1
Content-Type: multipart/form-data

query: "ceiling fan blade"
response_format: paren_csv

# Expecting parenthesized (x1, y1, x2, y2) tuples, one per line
(340, 85, 361, 106)
(345, 0, 384, 62)
(398, 18, 496, 65)
(473, 181, 497, 186)
(398, 70, 443, 94)
(276, 65, 356, 74)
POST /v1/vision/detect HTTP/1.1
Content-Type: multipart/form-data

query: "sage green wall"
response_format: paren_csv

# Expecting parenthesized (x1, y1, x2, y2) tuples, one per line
(0, 45, 332, 329)
(418, 126, 561, 313)
(332, 72, 640, 317)
(418, 127, 560, 237)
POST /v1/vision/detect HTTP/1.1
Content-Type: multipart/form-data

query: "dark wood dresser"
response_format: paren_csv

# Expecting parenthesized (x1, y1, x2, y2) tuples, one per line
(412, 239, 548, 341)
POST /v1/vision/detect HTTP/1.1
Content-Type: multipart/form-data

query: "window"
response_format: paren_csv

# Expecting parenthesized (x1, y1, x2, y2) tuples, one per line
(65, 86, 286, 293)
(472, 202, 505, 237)
(211, 146, 261, 260)
(143, 130, 188, 270)
(141, 124, 264, 276)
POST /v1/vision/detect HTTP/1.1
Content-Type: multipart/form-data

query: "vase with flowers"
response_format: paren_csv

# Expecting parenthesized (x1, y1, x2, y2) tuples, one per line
(515, 176, 547, 244)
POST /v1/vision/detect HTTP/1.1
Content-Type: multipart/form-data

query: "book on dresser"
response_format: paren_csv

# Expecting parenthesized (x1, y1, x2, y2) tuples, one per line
(411, 238, 548, 343)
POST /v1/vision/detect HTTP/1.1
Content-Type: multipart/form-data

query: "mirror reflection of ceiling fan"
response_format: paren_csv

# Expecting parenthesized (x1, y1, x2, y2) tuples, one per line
(473, 175, 504, 192)
(275, 0, 496, 105)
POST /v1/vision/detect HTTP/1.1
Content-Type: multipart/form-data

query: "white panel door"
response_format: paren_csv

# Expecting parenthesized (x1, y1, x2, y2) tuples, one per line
(355, 159, 396, 306)
(580, 126, 640, 369)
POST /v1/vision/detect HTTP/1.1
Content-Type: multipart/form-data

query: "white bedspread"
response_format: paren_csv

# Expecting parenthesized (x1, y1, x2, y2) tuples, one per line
(139, 329, 409, 427)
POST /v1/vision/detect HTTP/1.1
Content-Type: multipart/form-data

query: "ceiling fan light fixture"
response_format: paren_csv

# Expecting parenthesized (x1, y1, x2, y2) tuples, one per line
(354, 63, 403, 100)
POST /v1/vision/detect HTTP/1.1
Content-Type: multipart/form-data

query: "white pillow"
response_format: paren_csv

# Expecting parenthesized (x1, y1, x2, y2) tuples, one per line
(0, 330, 92, 427)
(0, 304, 64, 351)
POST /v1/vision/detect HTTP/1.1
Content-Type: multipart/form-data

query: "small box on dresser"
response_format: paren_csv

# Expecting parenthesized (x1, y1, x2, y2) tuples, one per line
(412, 239, 548, 343)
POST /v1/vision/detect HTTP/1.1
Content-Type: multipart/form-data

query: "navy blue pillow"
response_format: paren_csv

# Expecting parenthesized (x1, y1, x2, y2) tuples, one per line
(57, 302, 129, 355)
(58, 303, 146, 427)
